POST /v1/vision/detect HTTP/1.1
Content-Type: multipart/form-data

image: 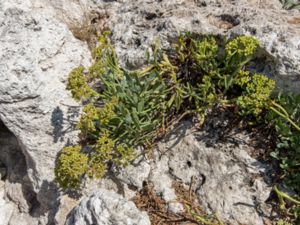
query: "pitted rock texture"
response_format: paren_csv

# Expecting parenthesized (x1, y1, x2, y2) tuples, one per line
(0, 182, 15, 225)
(91, 0, 300, 91)
(162, 122, 273, 225)
(0, 0, 299, 224)
(0, 122, 39, 225)
(65, 189, 151, 225)
(0, 0, 91, 211)
(117, 120, 274, 225)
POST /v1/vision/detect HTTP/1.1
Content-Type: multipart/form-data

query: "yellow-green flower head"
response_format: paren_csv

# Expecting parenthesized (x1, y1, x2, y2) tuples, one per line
(236, 73, 275, 116)
(77, 103, 99, 134)
(55, 146, 88, 188)
(192, 37, 218, 61)
(98, 97, 118, 125)
(235, 70, 251, 87)
(67, 66, 99, 101)
(225, 36, 259, 59)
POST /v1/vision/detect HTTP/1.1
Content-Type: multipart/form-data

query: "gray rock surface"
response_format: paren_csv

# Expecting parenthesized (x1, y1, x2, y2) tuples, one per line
(54, 196, 78, 225)
(0, 121, 39, 225)
(94, 0, 300, 91)
(0, 0, 91, 212)
(116, 156, 151, 190)
(0, 182, 15, 225)
(117, 120, 274, 225)
(65, 189, 151, 225)
(160, 121, 273, 225)
(0, 0, 298, 224)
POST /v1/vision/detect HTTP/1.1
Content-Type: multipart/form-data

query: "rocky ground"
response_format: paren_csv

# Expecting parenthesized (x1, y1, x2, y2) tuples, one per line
(0, 0, 300, 224)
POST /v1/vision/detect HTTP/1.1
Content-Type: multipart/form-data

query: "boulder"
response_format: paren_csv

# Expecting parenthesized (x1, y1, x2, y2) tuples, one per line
(118, 120, 274, 225)
(65, 189, 151, 225)
(97, 0, 300, 91)
(0, 0, 91, 210)
(161, 121, 273, 225)
(0, 0, 299, 224)
(0, 181, 14, 225)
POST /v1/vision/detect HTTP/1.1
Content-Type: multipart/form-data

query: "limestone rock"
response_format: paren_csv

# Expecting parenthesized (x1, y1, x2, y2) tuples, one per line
(65, 189, 151, 225)
(114, 120, 275, 225)
(7, 212, 38, 225)
(0, 0, 91, 211)
(116, 119, 274, 224)
(157, 121, 273, 225)
(116, 156, 151, 190)
(95, 0, 300, 91)
(149, 154, 178, 202)
(0, 0, 298, 224)
(0, 181, 36, 225)
(0, 112, 40, 225)
(54, 196, 78, 225)
(0, 182, 14, 225)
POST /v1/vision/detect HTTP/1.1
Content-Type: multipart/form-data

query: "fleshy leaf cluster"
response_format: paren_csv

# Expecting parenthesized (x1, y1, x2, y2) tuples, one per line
(56, 34, 277, 189)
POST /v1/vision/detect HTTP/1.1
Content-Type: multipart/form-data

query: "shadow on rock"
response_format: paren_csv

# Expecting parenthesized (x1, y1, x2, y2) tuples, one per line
(51, 105, 81, 143)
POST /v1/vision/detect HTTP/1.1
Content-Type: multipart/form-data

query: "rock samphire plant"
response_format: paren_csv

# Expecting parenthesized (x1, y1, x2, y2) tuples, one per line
(55, 32, 300, 222)
(55, 33, 274, 188)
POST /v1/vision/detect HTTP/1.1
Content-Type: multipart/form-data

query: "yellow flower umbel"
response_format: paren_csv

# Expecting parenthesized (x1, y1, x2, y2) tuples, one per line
(236, 73, 275, 116)
(77, 97, 118, 138)
(234, 70, 251, 87)
(87, 131, 135, 179)
(54, 146, 88, 188)
(67, 66, 99, 101)
(225, 36, 259, 60)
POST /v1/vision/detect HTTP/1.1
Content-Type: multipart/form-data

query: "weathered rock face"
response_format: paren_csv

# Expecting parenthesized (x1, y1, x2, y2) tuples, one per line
(0, 121, 38, 225)
(100, 0, 300, 91)
(65, 189, 151, 225)
(167, 125, 272, 224)
(116, 120, 274, 225)
(0, 181, 15, 225)
(0, 0, 299, 224)
(0, 0, 91, 211)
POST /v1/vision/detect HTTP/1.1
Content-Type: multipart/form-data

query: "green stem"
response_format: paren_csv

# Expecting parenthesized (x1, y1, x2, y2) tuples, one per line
(271, 101, 290, 117)
(274, 186, 300, 205)
(270, 102, 300, 132)
(193, 215, 216, 225)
